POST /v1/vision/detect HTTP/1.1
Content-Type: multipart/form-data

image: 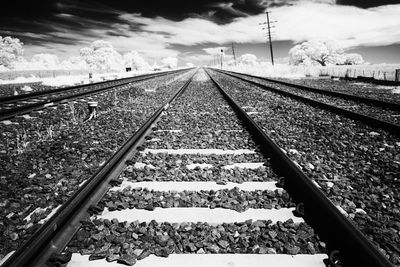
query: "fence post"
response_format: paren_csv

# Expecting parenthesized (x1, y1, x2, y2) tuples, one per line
(395, 69, 400, 82)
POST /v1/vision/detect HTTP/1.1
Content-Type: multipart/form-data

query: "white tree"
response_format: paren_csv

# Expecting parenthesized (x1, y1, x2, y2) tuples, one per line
(80, 40, 124, 71)
(90, 40, 113, 51)
(151, 62, 162, 71)
(30, 54, 60, 69)
(161, 57, 178, 69)
(13, 53, 61, 70)
(288, 45, 311, 66)
(289, 40, 364, 66)
(0, 36, 24, 69)
(238, 54, 258, 66)
(343, 53, 364, 65)
(289, 40, 346, 66)
(79, 47, 96, 68)
(61, 56, 88, 70)
(123, 51, 150, 71)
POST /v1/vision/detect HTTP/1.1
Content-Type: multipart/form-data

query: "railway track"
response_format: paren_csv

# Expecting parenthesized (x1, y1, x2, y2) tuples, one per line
(0, 69, 189, 122)
(212, 68, 400, 134)
(207, 69, 400, 265)
(216, 69, 400, 109)
(0, 69, 392, 267)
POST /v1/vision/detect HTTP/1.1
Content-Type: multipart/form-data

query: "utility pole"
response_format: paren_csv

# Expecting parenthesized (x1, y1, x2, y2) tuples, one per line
(259, 10, 276, 66)
(220, 49, 223, 70)
(266, 11, 274, 66)
(231, 43, 237, 66)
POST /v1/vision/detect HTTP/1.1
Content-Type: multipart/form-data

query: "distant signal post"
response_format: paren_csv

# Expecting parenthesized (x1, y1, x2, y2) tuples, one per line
(220, 49, 223, 70)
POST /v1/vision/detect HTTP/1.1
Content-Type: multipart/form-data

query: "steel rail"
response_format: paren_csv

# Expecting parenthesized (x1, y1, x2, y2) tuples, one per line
(211, 68, 400, 136)
(215, 68, 400, 111)
(0, 68, 188, 103)
(1, 71, 196, 267)
(0, 69, 190, 121)
(205, 69, 393, 267)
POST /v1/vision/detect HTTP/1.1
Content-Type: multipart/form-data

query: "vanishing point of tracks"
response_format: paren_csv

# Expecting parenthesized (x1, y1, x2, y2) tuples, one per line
(1, 69, 396, 266)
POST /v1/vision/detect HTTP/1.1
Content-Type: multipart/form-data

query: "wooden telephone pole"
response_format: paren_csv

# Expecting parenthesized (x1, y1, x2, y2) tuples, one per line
(259, 10, 276, 66)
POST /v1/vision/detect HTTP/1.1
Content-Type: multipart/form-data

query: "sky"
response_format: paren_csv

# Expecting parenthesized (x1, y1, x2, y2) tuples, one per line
(0, 0, 399, 66)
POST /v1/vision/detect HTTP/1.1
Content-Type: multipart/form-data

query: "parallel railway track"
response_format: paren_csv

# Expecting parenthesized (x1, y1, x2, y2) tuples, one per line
(1, 69, 392, 267)
(215, 69, 400, 110)
(212, 68, 400, 135)
(0, 69, 189, 122)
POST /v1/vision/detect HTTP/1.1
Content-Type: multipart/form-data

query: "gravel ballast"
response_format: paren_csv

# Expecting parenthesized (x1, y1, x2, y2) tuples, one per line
(67, 218, 325, 264)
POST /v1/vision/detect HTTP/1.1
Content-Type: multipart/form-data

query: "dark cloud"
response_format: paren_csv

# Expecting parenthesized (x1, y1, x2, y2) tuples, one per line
(106, 30, 131, 38)
(337, 0, 400, 8)
(0, 0, 267, 27)
(0, 0, 269, 46)
(89, 0, 266, 22)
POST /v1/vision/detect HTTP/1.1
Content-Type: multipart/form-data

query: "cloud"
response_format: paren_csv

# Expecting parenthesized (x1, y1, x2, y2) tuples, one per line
(336, 0, 400, 8)
(267, 0, 336, 7)
(272, 2, 400, 48)
(181, 54, 213, 64)
(203, 46, 229, 55)
(4, 1, 399, 66)
(118, 3, 400, 49)
(179, 50, 234, 66)
(214, 2, 252, 17)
